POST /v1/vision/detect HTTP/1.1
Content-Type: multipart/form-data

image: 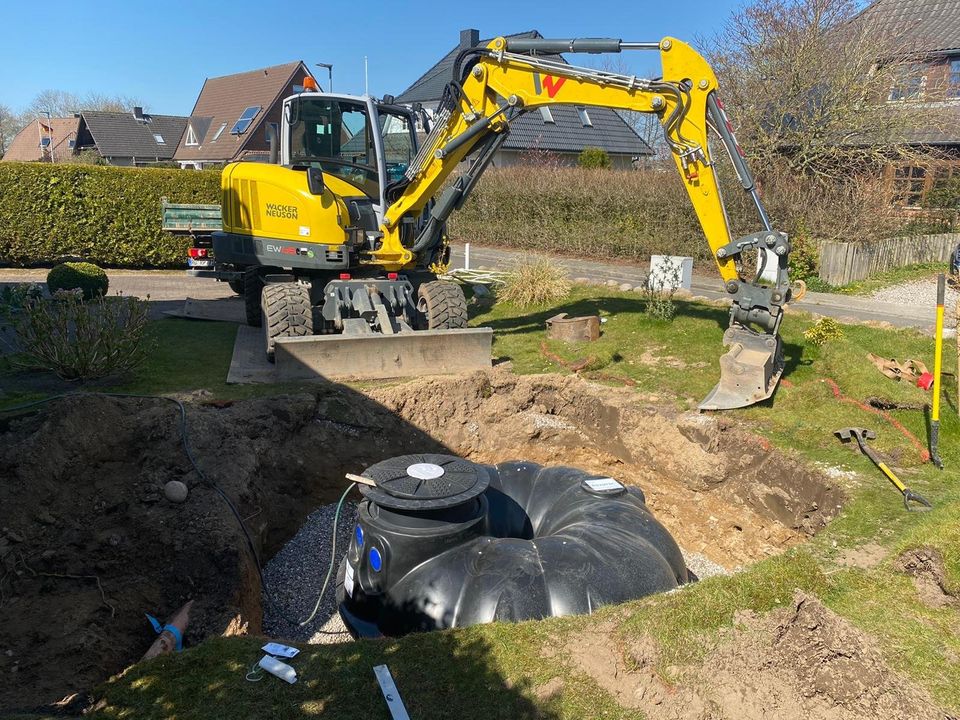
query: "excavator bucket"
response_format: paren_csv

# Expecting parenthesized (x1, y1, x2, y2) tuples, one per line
(273, 327, 493, 381)
(698, 327, 784, 411)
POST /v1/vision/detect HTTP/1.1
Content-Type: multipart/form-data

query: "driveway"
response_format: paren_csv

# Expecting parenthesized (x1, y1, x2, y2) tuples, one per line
(0, 244, 945, 331)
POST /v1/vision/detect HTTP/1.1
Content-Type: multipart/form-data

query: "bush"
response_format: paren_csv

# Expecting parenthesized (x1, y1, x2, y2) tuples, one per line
(14, 292, 151, 380)
(498, 257, 571, 307)
(577, 147, 611, 169)
(0, 162, 220, 267)
(803, 317, 844, 347)
(47, 261, 109, 300)
(642, 257, 682, 321)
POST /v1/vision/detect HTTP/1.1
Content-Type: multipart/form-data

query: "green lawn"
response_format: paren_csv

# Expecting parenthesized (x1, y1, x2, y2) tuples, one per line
(3, 286, 959, 719)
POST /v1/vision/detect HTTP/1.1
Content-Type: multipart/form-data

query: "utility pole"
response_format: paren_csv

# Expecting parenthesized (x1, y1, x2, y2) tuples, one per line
(315, 62, 334, 92)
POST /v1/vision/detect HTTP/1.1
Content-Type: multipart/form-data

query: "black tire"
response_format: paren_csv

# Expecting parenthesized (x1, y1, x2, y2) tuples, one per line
(417, 281, 468, 330)
(227, 279, 245, 295)
(243, 267, 264, 327)
(262, 283, 314, 362)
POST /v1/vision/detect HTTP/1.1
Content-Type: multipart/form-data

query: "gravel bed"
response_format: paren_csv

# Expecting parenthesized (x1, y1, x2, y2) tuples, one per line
(871, 276, 959, 310)
(682, 550, 729, 580)
(262, 501, 358, 645)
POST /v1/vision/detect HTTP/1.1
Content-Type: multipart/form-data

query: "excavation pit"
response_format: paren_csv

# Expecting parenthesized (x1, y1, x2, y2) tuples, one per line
(0, 370, 843, 712)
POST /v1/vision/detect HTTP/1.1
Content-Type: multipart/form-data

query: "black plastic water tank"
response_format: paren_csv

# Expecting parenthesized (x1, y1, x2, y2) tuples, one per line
(337, 454, 687, 637)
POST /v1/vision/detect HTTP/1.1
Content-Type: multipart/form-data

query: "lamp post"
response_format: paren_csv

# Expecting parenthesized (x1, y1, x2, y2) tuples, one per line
(315, 62, 333, 93)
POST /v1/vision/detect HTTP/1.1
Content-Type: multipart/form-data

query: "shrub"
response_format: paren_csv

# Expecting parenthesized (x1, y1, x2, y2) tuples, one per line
(642, 257, 682, 321)
(14, 292, 151, 380)
(0, 283, 44, 317)
(578, 147, 611, 169)
(0, 162, 220, 267)
(803, 316, 845, 346)
(47, 261, 109, 300)
(498, 257, 571, 307)
(788, 219, 819, 282)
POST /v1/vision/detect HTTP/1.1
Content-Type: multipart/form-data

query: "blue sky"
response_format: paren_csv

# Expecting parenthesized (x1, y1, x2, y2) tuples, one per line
(0, 0, 740, 115)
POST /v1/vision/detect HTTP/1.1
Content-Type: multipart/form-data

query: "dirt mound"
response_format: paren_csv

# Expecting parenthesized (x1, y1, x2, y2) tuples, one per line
(0, 370, 842, 712)
(568, 591, 945, 719)
(368, 372, 844, 563)
(895, 547, 956, 609)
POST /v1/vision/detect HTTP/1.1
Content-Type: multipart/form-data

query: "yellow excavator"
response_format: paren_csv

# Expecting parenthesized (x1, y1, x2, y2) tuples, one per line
(209, 34, 792, 410)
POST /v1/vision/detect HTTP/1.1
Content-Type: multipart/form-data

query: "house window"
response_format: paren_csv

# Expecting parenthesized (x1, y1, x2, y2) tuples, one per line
(888, 63, 926, 101)
(153, 133, 165, 144)
(185, 124, 199, 146)
(231, 106, 261, 135)
(68, 139, 75, 148)
(891, 164, 927, 206)
(539, 107, 554, 123)
(576, 107, 592, 127)
(889, 162, 960, 207)
(212, 122, 227, 141)
(949, 59, 960, 99)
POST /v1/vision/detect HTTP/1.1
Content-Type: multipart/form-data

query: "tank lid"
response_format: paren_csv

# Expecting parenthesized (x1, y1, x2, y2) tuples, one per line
(359, 454, 488, 511)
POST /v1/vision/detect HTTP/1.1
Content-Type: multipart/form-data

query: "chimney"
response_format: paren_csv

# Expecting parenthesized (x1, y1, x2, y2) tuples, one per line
(460, 28, 479, 49)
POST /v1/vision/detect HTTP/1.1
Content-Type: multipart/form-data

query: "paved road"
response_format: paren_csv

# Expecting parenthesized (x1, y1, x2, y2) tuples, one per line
(0, 245, 942, 331)
(449, 243, 941, 331)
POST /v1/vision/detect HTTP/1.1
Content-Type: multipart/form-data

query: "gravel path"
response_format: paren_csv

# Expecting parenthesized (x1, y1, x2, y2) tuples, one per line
(871, 276, 959, 310)
(262, 502, 359, 645)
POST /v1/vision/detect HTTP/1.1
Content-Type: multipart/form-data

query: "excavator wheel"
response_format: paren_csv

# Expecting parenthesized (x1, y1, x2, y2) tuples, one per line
(243, 267, 264, 327)
(417, 281, 468, 330)
(262, 282, 314, 362)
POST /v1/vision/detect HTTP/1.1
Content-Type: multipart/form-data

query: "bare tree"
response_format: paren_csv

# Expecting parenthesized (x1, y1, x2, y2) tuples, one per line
(23, 89, 146, 118)
(0, 103, 24, 156)
(705, 0, 946, 178)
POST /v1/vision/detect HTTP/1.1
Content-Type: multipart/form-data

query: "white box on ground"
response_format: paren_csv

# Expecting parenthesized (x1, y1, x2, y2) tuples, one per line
(649, 255, 693, 291)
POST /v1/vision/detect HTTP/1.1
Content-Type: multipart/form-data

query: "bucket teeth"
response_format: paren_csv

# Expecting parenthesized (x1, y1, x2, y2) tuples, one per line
(699, 327, 784, 411)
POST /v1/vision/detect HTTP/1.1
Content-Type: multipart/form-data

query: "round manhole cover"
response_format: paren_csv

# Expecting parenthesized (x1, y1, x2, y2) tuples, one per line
(359, 454, 488, 511)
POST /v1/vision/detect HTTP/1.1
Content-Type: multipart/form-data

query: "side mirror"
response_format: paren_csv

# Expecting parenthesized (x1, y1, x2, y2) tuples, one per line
(307, 167, 325, 195)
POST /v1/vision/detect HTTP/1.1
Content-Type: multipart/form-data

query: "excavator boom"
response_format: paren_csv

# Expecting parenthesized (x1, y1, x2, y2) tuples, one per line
(374, 36, 791, 410)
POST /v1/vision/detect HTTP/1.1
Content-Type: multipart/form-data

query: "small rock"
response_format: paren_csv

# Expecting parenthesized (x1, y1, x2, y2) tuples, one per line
(633, 285, 647, 293)
(573, 277, 592, 285)
(3, 529, 24, 543)
(605, 279, 619, 287)
(164, 480, 189, 503)
(471, 284, 491, 298)
(619, 282, 633, 292)
(35, 510, 57, 525)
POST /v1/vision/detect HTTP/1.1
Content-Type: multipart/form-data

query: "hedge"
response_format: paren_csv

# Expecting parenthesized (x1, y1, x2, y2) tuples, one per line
(0, 163, 220, 268)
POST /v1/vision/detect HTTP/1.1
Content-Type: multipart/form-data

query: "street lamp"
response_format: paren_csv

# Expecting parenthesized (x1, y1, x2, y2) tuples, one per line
(315, 62, 333, 93)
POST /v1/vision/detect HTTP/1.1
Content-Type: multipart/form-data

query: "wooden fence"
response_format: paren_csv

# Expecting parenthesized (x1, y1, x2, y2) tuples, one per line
(818, 233, 960, 286)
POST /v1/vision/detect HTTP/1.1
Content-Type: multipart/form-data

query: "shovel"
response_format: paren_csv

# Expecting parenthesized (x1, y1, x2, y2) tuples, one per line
(834, 427, 932, 512)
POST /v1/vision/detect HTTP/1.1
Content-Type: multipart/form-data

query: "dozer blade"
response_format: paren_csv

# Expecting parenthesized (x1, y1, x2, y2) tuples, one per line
(698, 327, 784, 411)
(273, 327, 493, 381)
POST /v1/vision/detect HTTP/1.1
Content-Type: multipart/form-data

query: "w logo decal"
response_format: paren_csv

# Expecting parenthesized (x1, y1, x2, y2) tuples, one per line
(533, 73, 566, 98)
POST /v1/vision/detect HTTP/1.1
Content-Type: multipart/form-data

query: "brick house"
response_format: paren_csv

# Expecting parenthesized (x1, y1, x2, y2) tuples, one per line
(856, 0, 960, 207)
(1, 117, 79, 163)
(173, 61, 315, 169)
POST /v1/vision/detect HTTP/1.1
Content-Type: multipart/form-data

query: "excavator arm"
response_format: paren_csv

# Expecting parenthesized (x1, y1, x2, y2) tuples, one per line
(374, 36, 792, 410)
